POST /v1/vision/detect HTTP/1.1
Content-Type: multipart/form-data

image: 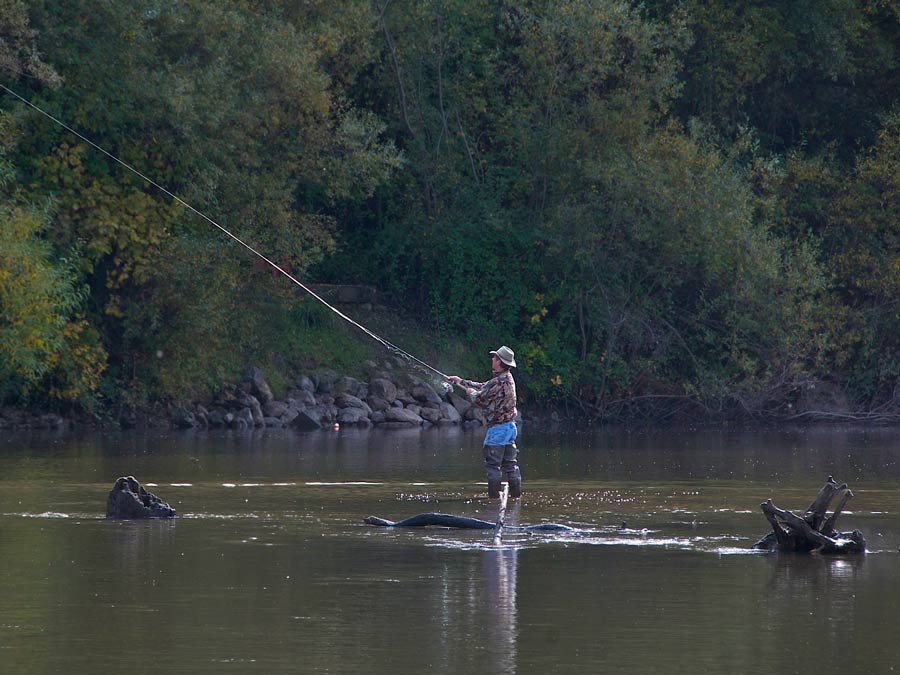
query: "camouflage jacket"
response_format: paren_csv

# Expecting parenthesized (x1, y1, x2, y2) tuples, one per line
(461, 370, 517, 426)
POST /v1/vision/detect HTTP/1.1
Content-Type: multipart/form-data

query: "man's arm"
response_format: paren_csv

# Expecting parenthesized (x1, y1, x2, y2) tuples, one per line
(471, 377, 499, 407)
(446, 375, 484, 391)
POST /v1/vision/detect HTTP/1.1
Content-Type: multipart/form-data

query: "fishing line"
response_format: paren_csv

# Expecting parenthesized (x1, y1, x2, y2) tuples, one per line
(0, 83, 451, 384)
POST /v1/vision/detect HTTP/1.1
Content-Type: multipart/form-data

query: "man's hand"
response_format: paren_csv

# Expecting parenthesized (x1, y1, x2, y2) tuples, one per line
(446, 375, 463, 386)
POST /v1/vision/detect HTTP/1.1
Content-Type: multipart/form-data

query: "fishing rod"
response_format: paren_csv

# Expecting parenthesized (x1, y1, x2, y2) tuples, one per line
(0, 83, 456, 386)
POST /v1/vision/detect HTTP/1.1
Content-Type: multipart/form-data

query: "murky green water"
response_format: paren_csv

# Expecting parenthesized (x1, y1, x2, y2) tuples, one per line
(2, 426, 900, 674)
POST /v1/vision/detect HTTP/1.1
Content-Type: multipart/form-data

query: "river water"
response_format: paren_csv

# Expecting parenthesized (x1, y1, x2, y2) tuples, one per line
(2, 425, 900, 674)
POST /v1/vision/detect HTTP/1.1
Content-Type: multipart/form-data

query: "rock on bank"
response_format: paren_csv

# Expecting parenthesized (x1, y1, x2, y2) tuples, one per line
(168, 359, 483, 431)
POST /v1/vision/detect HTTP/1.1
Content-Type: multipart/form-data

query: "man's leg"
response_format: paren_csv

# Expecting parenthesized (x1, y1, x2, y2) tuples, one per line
(483, 444, 504, 498)
(501, 443, 522, 498)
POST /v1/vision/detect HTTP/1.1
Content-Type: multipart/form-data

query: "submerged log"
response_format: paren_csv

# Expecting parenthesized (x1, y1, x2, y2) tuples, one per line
(364, 513, 572, 532)
(106, 475, 176, 519)
(752, 476, 865, 554)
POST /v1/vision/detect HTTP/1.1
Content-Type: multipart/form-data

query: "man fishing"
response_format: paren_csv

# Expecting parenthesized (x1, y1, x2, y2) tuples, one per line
(447, 346, 522, 499)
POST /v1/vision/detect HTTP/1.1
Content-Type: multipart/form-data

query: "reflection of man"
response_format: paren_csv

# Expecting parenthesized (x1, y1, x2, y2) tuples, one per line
(447, 346, 522, 499)
(482, 546, 519, 675)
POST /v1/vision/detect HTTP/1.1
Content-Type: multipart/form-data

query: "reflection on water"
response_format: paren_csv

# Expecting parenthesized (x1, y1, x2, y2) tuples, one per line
(3, 426, 900, 674)
(483, 546, 518, 675)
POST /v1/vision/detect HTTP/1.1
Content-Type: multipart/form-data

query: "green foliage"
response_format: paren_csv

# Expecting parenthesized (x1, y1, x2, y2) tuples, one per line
(530, 123, 824, 409)
(4, 0, 900, 420)
(0, 0, 60, 86)
(646, 0, 900, 153)
(0, 202, 72, 383)
(9, 0, 401, 404)
(358, 0, 690, 341)
(33, 141, 182, 317)
(0, 199, 105, 405)
(0, 108, 105, 407)
(816, 111, 900, 402)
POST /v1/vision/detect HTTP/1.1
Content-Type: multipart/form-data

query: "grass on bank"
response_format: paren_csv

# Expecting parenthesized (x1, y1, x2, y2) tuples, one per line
(141, 289, 485, 407)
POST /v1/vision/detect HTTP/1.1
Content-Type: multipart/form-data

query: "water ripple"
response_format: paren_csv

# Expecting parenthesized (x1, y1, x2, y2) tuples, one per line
(7, 511, 71, 518)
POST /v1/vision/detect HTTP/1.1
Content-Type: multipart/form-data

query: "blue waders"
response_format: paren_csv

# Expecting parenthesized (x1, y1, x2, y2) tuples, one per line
(483, 422, 522, 498)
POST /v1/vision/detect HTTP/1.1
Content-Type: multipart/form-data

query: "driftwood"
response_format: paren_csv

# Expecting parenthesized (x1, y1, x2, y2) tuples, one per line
(364, 513, 572, 532)
(106, 476, 176, 519)
(752, 476, 865, 554)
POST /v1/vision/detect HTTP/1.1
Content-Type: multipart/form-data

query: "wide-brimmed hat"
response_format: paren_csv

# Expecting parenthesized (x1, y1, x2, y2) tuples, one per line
(490, 345, 516, 368)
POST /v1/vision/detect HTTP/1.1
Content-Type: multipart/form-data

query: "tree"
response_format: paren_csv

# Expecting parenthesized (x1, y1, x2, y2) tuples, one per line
(0, 174, 105, 406)
(645, 0, 900, 154)
(814, 112, 900, 406)
(0, 0, 60, 87)
(15, 0, 401, 400)
(534, 125, 824, 417)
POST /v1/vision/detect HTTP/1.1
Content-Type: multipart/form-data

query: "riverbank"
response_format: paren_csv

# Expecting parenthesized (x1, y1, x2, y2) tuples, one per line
(2, 363, 892, 432)
(171, 358, 485, 431)
(0, 357, 517, 432)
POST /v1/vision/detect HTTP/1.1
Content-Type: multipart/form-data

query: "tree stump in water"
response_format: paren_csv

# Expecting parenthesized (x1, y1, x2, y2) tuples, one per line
(752, 476, 865, 554)
(106, 476, 176, 519)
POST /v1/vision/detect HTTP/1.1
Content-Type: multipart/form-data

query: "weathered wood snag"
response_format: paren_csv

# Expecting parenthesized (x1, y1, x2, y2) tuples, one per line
(106, 475, 176, 519)
(752, 476, 865, 553)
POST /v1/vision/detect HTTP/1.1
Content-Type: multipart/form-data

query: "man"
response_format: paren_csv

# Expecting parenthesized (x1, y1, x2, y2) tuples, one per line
(447, 345, 522, 499)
